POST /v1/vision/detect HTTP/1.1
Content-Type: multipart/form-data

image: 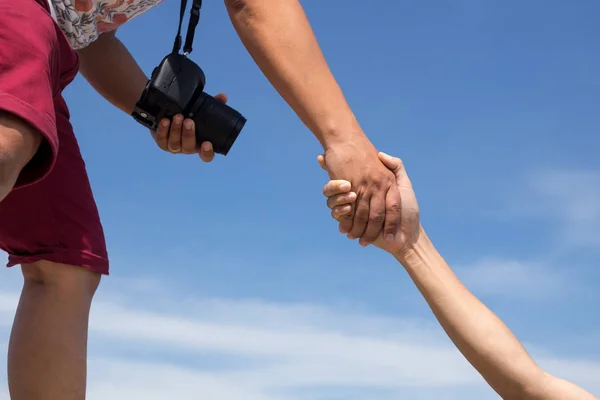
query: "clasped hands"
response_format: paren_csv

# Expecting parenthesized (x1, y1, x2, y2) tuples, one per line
(151, 93, 418, 251)
(319, 150, 420, 256)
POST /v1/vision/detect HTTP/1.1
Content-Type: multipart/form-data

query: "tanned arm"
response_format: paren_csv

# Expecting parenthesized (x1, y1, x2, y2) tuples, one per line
(76, 31, 148, 115)
(225, 0, 404, 247)
(76, 31, 213, 157)
(224, 0, 357, 149)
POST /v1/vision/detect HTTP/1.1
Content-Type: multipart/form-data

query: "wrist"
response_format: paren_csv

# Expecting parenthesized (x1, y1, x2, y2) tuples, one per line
(392, 226, 436, 269)
(318, 117, 367, 150)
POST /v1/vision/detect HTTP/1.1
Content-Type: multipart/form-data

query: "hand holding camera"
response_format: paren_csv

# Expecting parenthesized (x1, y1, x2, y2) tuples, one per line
(132, 0, 246, 160)
(150, 93, 229, 162)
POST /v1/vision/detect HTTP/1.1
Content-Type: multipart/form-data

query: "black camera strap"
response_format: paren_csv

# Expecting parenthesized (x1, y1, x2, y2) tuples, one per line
(173, 0, 203, 55)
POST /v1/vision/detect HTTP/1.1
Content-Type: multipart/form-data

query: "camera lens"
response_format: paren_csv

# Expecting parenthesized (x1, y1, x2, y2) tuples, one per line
(190, 93, 247, 155)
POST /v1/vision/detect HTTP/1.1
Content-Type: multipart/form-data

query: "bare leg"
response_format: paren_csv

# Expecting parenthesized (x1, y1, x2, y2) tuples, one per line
(7, 261, 101, 400)
(1, 112, 99, 398)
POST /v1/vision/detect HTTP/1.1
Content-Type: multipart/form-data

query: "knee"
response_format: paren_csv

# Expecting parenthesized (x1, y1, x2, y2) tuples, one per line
(21, 260, 101, 300)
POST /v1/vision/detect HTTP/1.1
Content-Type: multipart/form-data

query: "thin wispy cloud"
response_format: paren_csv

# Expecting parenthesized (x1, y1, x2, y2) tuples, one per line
(529, 169, 600, 247)
(505, 168, 600, 251)
(0, 281, 597, 399)
(458, 258, 567, 299)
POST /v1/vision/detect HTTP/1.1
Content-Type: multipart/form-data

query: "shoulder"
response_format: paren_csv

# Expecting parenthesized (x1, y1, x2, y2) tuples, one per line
(51, 0, 161, 49)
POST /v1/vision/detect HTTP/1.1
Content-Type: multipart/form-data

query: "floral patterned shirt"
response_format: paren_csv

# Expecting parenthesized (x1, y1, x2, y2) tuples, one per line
(49, 0, 163, 49)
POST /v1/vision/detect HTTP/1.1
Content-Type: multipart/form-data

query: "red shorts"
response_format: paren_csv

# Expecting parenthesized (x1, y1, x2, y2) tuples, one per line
(0, 0, 109, 274)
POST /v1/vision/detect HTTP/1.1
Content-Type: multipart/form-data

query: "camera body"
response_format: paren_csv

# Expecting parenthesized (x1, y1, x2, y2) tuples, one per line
(132, 53, 246, 155)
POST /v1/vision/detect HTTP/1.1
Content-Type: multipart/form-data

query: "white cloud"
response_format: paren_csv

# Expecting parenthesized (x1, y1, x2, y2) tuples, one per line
(458, 258, 566, 299)
(88, 358, 287, 400)
(0, 279, 597, 400)
(455, 167, 600, 301)
(88, 299, 478, 386)
(540, 357, 600, 390)
(521, 168, 600, 249)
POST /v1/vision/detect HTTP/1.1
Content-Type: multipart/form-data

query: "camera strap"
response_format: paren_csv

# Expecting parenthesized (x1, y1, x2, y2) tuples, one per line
(172, 0, 203, 55)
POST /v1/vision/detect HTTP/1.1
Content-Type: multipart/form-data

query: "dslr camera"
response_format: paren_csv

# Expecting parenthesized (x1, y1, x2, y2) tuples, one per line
(132, 0, 246, 155)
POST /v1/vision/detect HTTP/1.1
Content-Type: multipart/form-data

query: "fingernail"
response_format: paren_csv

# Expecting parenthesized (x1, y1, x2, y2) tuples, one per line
(386, 234, 394, 243)
(184, 120, 193, 129)
(203, 142, 212, 151)
(340, 182, 351, 190)
(161, 119, 169, 127)
(174, 115, 183, 124)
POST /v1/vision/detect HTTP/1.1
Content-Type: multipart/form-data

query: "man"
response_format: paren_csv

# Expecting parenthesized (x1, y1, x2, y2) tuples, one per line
(319, 153, 598, 400)
(0, 0, 407, 398)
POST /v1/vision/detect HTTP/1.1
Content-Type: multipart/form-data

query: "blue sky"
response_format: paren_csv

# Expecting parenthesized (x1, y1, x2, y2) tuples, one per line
(1, 0, 600, 398)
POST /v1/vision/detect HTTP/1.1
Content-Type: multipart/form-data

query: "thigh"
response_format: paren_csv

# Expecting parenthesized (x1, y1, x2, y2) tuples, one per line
(0, 0, 108, 274)
(0, 110, 110, 275)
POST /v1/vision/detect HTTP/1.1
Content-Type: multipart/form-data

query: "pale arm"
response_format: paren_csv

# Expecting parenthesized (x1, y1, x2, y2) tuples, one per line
(397, 229, 597, 400)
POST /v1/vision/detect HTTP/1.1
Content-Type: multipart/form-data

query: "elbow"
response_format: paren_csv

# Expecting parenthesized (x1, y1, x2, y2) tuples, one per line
(224, 0, 251, 14)
(520, 372, 567, 400)
(496, 371, 553, 400)
(224, 0, 266, 21)
(224, 0, 264, 35)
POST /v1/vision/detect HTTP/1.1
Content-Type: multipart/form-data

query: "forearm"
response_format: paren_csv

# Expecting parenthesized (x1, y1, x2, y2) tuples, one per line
(225, 0, 362, 149)
(76, 32, 148, 115)
(395, 228, 596, 399)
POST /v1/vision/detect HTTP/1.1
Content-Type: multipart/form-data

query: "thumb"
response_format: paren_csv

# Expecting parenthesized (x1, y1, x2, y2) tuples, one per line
(317, 154, 326, 170)
(378, 152, 406, 182)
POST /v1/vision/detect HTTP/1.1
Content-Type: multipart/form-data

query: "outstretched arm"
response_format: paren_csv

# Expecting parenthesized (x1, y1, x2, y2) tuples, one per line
(397, 231, 596, 400)
(225, 0, 407, 247)
(224, 0, 355, 148)
(321, 153, 597, 400)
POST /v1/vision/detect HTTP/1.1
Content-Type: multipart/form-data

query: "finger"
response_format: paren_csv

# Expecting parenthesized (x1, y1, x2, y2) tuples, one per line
(332, 205, 352, 220)
(334, 177, 355, 235)
(168, 114, 184, 152)
(383, 184, 402, 243)
(338, 212, 353, 234)
(382, 154, 419, 240)
(379, 152, 412, 190)
(322, 180, 351, 197)
(214, 93, 228, 103)
(378, 152, 403, 175)
(326, 192, 356, 210)
(317, 154, 326, 170)
(181, 119, 196, 154)
(359, 192, 386, 246)
(155, 119, 170, 151)
(347, 191, 370, 240)
(198, 141, 215, 162)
